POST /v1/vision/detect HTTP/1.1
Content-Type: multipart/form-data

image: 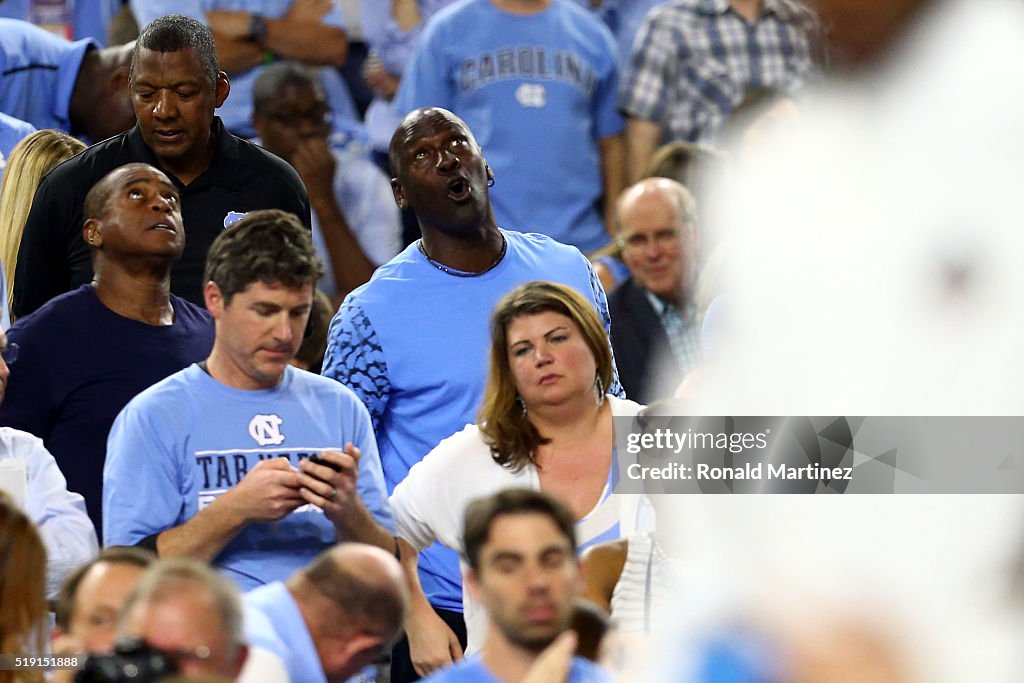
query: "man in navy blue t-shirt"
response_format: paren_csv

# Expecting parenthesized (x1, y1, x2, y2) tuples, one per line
(0, 163, 214, 533)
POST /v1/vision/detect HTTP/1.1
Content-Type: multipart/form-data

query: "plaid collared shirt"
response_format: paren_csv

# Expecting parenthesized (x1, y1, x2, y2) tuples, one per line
(620, 0, 818, 142)
(646, 291, 703, 375)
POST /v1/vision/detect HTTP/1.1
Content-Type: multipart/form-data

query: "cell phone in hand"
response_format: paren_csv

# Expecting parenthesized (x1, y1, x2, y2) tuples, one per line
(309, 453, 342, 472)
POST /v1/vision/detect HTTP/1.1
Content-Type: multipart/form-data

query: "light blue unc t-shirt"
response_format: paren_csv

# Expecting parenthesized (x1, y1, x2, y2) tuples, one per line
(104, 365, 394, 592)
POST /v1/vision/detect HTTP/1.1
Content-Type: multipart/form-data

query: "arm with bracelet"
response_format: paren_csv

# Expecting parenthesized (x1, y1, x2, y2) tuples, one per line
(208, 0, 348, 69)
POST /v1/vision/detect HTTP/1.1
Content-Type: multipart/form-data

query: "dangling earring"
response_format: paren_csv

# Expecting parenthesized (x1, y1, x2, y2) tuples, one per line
(515, 395, 527, 416)
(593, 375, 605, 407)
(487, 176, 495, 187)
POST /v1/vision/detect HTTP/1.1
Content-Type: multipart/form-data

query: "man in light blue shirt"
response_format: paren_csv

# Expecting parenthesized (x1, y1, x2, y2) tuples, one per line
(241, 543, 408, 683)
(104, 210, 394, 592)
(0, 18, 135, 142)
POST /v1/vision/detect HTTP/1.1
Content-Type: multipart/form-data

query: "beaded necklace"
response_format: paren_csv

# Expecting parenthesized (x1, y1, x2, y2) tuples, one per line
(417, 233, 507, 277)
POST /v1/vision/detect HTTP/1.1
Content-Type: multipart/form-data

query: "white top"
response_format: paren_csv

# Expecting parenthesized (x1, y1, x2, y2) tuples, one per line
(390, 395, 652, 653)
(0, 427, 98, 598)
(237, 646, 291, 683)
(610, 531, 668, 635)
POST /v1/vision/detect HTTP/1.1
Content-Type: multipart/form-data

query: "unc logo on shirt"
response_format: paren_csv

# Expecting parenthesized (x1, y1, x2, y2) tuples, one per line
(515, 83, 547, 109)
(249, 414, 285, 446)
(224, 211, 248, 228)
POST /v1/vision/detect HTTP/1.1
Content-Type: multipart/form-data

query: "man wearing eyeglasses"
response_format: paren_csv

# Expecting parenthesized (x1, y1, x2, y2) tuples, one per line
(252, 62, 401, 302)
(117, 558, 249, 679)
(608, 177, 702, 403)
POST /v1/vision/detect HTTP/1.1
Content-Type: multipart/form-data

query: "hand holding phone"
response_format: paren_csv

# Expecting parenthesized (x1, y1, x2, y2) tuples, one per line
(309, 452, 342, 472)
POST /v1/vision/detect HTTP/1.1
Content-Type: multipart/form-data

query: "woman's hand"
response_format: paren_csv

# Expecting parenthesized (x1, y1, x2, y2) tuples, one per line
(405, 603, 464, 676)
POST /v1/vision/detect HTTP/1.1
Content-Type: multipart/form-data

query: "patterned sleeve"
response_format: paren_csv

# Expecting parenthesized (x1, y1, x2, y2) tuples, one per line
(618, 7, 678, 123)
(586, 258, 626, 399)
(321, 298, 391, 430)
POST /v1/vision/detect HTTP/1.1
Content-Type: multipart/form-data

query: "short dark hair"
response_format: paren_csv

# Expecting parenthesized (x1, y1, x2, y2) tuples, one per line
(83, 162, 167, 222)
(204, 209, 323, 303)
(54, 546, 156, 631)
(83, 174, 114, 222)
(131, 14, 219, 88)
(253, 61, 324, 114)
(462, 489, 577, 571)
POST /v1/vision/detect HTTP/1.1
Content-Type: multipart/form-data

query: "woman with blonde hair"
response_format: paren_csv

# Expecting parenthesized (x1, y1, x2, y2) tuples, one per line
(0, 131, 85, 316)
(390, 280, 649, 672)
(0, 492, 48, 683)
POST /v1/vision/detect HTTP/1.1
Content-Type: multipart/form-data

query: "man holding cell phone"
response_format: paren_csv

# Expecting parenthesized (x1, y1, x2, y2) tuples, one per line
(103, 210, 395, 591)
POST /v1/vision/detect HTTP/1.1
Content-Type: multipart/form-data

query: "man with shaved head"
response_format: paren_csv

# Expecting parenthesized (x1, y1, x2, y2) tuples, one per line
(0, 163, 214, 534)
(322, 106, 622, 680)
(240, 543, 409, 683)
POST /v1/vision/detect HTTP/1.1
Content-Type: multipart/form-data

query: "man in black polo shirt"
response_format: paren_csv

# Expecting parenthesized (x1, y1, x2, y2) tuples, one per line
(13, 14, 311, 317)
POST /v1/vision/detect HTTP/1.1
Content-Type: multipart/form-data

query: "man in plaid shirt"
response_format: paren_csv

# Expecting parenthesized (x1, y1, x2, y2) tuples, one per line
(619, 0, 819, 180)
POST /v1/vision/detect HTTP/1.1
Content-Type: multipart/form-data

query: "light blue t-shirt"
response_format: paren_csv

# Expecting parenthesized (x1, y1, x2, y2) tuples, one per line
(394, 0, 623, 253)
(321, 229, 622, 611)
(103, 364, 394, 592)
(0, 112, 36, 171)
(130, 0, 359, 139)
(244, 582, 325, 683)
(422, 655, 612, 683)
(0, 18, 95, 134)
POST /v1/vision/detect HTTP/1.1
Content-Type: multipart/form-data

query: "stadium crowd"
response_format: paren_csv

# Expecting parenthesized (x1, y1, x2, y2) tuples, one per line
(5, 0, 1021, 682)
